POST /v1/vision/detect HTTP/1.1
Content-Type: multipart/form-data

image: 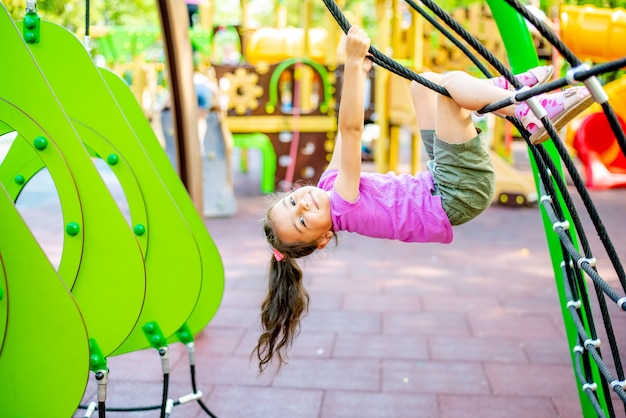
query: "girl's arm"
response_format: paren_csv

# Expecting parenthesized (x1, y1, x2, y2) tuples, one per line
(330, 26, 370, 203)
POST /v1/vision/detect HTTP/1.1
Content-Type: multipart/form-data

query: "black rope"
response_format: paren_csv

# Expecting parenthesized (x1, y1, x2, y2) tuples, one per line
(191, 364, 219, 418)
(76, 354, 220, 417)
(104, 404, 162, 412)
(405, 0, 516, 86)
(160, 373, 169, 418)
(514, 118, 626, 416)
(522, 127, 624, 414)
(321, 0, 450, 97)
(500, 0, 626, 157)
(85, 0, 90, 37)
(98, 401, 105, 418)
(539, 187, 622, 415)
(401, 0, 493, 78)
(321, 0, 626, 415)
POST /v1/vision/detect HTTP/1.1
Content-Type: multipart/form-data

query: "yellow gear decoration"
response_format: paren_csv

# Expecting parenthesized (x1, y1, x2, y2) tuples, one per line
(223, 67, 264, 115)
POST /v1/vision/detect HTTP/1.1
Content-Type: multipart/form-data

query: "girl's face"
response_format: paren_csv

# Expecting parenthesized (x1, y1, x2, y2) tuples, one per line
(270, 186, 333, 247)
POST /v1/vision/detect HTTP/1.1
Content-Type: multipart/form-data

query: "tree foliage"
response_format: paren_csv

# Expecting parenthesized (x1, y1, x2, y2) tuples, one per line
(3, 0, 158, 32)
(5, 0, 626, 36)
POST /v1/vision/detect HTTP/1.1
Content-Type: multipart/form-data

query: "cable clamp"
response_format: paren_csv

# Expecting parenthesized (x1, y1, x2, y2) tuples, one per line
(539, 194, 552, 204)
(95, 369, 109, 403)
(186, 342, 196, 366)
(560, 260, 575, 269)
(512, 85, 532, 104)
(159, 346, 171, 374)
(610, 380, 626, 390)
(565, 64, 589, 85)
(26, 0, 37, 12)
(552, 220, 570, 231)
(179, 391, 203, 404)
(84, 402, 97, 418)
(582, 383, 598, 392)
(584, 338, 601, 349)
(566, 63, 609, 104)
(573, 345, 584, 354)
(566, 300, 582, 309)
(165, 399, 174, 415)
(616, 297, 626, 311)
(584, 76, 609, 104)
(576, 257, 597, 269)
(522, 96, 549, 123)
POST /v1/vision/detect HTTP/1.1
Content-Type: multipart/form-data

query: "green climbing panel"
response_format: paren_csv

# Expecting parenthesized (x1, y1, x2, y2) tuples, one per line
(1, 2, 223, 354)
(0, 4, 147, 356)
(21, 19, 223, 354)
(100, 68, 224, 339)
(0, 184, 89, 417)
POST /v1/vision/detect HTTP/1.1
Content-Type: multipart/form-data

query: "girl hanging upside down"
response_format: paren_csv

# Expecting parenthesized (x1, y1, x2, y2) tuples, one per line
(254, 25, 595, 374)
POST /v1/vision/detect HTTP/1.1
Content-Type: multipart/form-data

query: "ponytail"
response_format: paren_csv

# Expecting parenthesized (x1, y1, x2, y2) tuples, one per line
(254, 256, 309, 373)
(254, 196, 337, 373)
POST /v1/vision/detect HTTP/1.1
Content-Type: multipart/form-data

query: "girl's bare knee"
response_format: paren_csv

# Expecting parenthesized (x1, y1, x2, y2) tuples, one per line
(420, 71, 442, 83)
(439, 71, 471, 90)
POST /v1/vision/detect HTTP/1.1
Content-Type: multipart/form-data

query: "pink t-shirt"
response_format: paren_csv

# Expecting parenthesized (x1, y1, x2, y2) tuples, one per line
(317, 170, 453, 243)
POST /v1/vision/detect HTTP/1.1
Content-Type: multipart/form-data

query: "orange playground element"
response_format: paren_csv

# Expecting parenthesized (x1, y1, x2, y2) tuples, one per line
(566, 78, 626, 189)
(244, 27, 330, 65)
(560, 4, 626, 189)
(560, 5, 626, 63)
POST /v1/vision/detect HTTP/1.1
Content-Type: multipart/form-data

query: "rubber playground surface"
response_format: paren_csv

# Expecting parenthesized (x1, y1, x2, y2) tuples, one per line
(64, 148, 626, 418)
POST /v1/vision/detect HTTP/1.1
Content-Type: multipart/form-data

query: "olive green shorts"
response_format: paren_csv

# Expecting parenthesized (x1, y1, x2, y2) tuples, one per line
(426, 131, 495, 226)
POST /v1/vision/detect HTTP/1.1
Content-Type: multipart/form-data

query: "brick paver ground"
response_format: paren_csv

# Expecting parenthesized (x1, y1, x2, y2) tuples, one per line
(2, 7, 625, 413)
(48, 146, 625, 417)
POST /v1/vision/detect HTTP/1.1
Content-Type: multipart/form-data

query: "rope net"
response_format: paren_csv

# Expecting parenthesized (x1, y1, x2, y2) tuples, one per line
(322, 0, 626, 416)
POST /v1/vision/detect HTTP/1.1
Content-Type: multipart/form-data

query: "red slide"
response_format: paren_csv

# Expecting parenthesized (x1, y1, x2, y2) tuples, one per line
(573, 112, 626, 189)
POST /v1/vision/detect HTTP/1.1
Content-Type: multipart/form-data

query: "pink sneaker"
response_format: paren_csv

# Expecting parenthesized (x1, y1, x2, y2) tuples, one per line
(516, 86, 595, 144)
(492, 65, 554, 91)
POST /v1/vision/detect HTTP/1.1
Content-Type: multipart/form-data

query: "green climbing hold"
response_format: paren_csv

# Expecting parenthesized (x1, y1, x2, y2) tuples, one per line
(175, 323, 194, 344)
(14, 175, 25, 185)
(22, 12, 40, 44)
(106, 153, 119, 166)
(133, 224, 146, 236)
(65, 222, 80, 236)
(33, 136, 48, 150)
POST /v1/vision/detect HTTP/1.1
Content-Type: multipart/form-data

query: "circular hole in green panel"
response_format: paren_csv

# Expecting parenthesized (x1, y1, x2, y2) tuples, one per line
(0, 131, 18, 164)
(91, 158, 131, 227)
(15, 168, 64, 270)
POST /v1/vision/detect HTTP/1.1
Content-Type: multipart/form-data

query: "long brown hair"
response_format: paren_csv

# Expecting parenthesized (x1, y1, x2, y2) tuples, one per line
(253, 196, 335, 374)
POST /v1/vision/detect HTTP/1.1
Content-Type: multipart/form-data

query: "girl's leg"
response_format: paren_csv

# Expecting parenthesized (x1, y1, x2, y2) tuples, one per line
(410, 72, 441, 131)
(439, 71, 517, 116)
(411, 70, 595, 148)
(433, 88, 477, 144)
(411, 71, 496, 153)
(430, 91, 495, 225)
(411, 72, 494, 225)
(410, 72, 441, 159)
(440, 70, 594, 144)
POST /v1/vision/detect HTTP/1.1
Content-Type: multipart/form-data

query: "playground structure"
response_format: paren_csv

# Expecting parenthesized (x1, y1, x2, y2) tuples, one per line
(0, 3, 223, 416)
(210, 0, 546, 205)
(2, 0, 626, 417)
(86, 0, 541, 205)
(560, 4, 626, 189)
(79, 2, 626, 203)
